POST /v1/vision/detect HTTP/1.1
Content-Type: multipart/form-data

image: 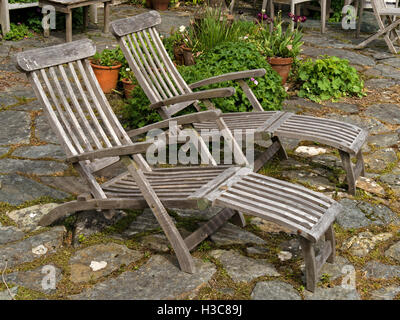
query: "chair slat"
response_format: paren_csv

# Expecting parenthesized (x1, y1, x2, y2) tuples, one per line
(49, 66, 93, 151)
(126, 34, 162, 101)
(138, 31, 174, 98)
(68, 62, 113, 148)
(142, 30, 179, 96)
(150, 27, 191, 95)
(58, 64, 103, 150)
(31, 71, 78, 156)
(132, 32, 168, 100)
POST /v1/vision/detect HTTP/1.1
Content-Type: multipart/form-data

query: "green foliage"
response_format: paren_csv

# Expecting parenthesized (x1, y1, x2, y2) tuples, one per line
(8, 0, 37, 3)
(179, 42, 287, 112)
(329, 0, 345, 22)
(189, 8, 258, 53)
(4, 23, 33, 40)
(253, 13, 303, 58)
(121, 86, 162, 129)
(92, 46, 125, 67)
(297, 55, 365, 102)
(119, 67, 138, 83)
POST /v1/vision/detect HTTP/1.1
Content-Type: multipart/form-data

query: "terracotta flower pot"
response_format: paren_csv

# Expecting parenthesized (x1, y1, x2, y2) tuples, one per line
(121, 78, 137, 99)
(267, 57, 293, 85)
(173, 45, 184, 65)
(182, 46, 195, 66)
(90, 62, 122, 94)
(151, 0, 169, 11)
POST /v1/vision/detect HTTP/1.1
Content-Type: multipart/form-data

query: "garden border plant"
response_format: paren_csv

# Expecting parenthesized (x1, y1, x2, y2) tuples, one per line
(297, 55, 365, 102)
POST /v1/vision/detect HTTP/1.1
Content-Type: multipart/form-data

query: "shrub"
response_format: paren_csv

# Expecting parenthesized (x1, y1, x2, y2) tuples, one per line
(297, 55, 365, 102)
(120, 87, 162, 129)
(179, 41, 287, 113)
(4, 23, 33, 40)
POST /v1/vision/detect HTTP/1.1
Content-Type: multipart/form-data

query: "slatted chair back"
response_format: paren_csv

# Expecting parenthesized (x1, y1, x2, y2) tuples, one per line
(15, 39, 152, 196)
(110, 10, 196, 119)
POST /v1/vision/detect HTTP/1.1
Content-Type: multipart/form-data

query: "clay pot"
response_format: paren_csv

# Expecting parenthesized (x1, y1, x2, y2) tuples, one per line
(90, 62, 122, 94)
(173, 45, 184, 65)
(121, 78, 137, 99)
(182, 46, 195, 66)
(267, 57, 293, 85)
(151, 0, 169, 11)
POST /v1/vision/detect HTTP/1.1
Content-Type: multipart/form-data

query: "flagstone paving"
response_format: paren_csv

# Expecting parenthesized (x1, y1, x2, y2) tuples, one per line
(0, 4, 400, 300)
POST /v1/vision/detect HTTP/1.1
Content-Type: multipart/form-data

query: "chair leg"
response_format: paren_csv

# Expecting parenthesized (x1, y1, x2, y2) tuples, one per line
(356, 150, 365, 177)
(272, 136, 288, 160)
(122, 156, 196, 274)
(230, 210, 246, 227)
(253, 136, 287, 172)
(324, 224, 336, 263)
(339, 150, 357, 195)
(299, 237, 317, 292)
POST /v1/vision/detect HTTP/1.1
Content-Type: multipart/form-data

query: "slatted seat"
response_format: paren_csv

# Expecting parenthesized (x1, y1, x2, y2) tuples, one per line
(111, 11, 368, 195)
(16, 39, 341, 292)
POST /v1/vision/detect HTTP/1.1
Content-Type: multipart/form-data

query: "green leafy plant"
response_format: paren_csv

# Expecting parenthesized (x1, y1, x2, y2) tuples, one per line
(4, 23, 33, 40)
(119, 67, 138, 84)
(179, 41, 287, 113)
(189, 8, 258, 54)
(297, 55, 365, 102)
(120, 86, 162, 129)
(253, 12, 303, 58)
(91, 46, 125, 67)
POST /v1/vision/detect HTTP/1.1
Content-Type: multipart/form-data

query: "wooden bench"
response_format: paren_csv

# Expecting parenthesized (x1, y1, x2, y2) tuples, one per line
(38, 0, 111, 42)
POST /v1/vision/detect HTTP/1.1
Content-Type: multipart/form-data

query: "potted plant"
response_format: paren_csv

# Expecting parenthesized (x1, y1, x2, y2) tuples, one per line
(254, 12, 304, 84)
(150, 0, 170, 11)
(169, 25, 196, 66)
(119, 67, 138, 99)
(90, 47, 123, 93)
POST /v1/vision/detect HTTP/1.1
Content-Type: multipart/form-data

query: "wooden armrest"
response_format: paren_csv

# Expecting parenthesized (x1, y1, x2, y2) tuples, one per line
(188, 69, 266, 89)
(127, 110, 222, 138)
(148, 87, 235, 110)
(66, 140, 157, 163)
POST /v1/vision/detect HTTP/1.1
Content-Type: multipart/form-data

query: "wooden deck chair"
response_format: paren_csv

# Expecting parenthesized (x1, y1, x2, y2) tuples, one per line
(16, 39, 342, 292)
(355, 0, 400, 53)
(110, 11, 368, 195)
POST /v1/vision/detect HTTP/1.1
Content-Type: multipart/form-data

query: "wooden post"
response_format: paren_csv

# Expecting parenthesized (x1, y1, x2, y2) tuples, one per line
(0, 0, 10, 35)
(83, 5, 89, 31)
(90, 3, 97, 24)
(103, 1, 110, 33)
(65, 10, 72, 42)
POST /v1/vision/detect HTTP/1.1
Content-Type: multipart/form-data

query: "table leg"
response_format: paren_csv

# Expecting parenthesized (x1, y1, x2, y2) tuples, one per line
(83, 5, 89, 31)
(0, 0, 11, 35)
(90, 4, 98, 24)
(66, 10, 72, 42)
(103, 1, 110, 33)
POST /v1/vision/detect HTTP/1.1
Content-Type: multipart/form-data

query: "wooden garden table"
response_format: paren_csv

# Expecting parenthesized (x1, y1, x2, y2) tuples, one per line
(39, 0, 111, 42)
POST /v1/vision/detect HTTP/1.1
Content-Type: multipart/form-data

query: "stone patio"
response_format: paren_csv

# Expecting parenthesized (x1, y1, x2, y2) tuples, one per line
(0, 3, 400, 300)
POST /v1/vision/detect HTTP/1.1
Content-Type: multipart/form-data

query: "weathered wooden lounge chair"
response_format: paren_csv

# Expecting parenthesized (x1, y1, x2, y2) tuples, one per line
(16, 39, 342, 292)
(355, 0, 400, 53)
(110, 11, 368, 195)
